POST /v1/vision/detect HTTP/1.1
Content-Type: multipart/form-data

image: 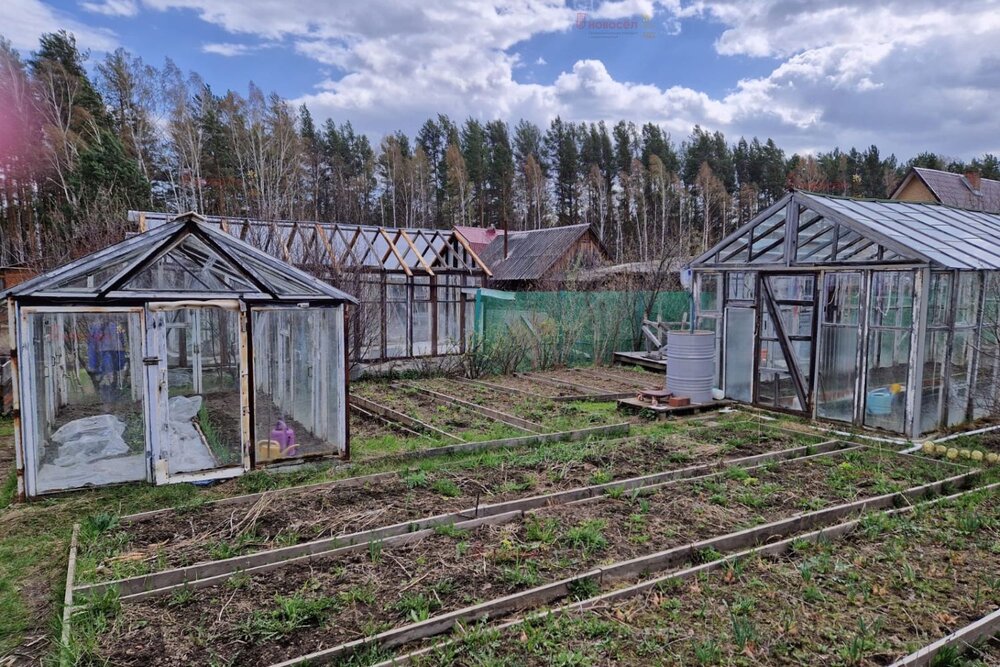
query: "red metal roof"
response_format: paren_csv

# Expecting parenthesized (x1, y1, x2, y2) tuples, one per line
(453, 225, 505, 255)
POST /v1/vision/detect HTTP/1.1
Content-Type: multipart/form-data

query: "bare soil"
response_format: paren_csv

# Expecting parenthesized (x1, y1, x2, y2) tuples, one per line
(574, 367, 661, 390)
(476, 374, 573, 398)
(349, 409, 415, 441)
(352, 383, 521, 439)
(542, 369, 649, 394)
(419, 378, 594, 427)
(87, 448, 954, 667)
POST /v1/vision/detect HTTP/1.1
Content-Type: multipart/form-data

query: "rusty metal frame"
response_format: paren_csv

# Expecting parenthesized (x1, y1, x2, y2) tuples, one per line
(378, 228, 412, 276)
(397, 229, 435, 275)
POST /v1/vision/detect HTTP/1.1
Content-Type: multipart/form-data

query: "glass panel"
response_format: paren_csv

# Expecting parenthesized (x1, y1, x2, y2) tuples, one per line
(749, 218, 786, 264)
(955, 273, 981, 326)
(974, 273, 1000, 419)
(436, 301, 461, 354)
(464, 298, 475, 346)
(125, 237, 258, 292)
(413, 276, 431, 301)
(974, 334, 1000, 420)
(757, 310, 803, 412)
(948, 330, 975, 426)
(816, 324, 858, 423)
(927, 272, 952, 328)
(253, 307, 344, 461)
(864, 271, 914, 433)
(412, 302, 432, 355)
(920, 331, 947, 434)
(836, 231, 878, 261)
(727, 272, 756, 301)
(224, 245, 326, 296)
(863, 328, 910, 432)
(822, 272, 861, 326)
(870, 272, 914, 329)
(769, 275, 814, 302)
(162, 307, 242, 474)
(357, 281, 383, 360)
(756, 371, 801, 411)
(50, 245, 152, 292)
(386, 302, 408, 358)
(25, 311, 146, 494)
(698, 273, 721, 313)
(724, 308, 754, 402)
(386, 274, 407, 300)
(795, 216, 835, 263)
(717, 229, 751, 264)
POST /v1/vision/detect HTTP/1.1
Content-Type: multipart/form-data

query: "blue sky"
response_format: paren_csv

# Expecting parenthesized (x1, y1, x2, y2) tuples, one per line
(5, 1, 999, 158)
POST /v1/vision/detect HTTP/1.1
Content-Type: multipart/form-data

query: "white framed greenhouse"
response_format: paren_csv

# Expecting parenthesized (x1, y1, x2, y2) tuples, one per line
(5, 213, 356, 499)
(689, 191, 1000, 438)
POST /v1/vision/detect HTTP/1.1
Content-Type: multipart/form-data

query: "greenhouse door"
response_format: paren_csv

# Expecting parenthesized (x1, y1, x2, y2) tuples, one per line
(754, 273, 818, 414)
(148, 302, 248, 483)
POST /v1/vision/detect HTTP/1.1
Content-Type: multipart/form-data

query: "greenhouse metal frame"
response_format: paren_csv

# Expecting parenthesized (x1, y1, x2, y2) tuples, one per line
(6, 213, 356, 499)
(689, 191, 1000, 437)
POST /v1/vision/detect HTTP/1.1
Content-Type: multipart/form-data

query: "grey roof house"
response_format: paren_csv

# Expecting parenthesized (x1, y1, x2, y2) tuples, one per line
(892, 167, 1000, 213)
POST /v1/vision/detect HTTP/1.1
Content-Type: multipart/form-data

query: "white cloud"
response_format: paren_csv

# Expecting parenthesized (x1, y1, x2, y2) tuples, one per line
(0, 0, 117, 51)
(79, 0, 139, 17)
(202, 42, 256, 56)
(136, 0, 1000, 157)
(535, 56, 547, 65)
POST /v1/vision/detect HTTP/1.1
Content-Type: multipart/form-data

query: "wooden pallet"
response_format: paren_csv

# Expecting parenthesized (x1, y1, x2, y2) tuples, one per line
(617, 396, 731, 418)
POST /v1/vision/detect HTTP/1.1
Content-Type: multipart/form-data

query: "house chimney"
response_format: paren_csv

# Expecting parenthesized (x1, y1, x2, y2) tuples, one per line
(503, 216, 509, 260)
(966, 170, 982, 193)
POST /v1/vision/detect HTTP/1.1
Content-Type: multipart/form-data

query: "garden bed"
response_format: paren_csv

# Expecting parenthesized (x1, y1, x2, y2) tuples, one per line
(73, 448, 959, 666)
(406, 484, 1000, 666)
(351, 383, 526, 441)
(470, 374, 573, 398)
(417, 378, 617, 431)
(73, 419, 830, 584)
(541, 369, 650, 394)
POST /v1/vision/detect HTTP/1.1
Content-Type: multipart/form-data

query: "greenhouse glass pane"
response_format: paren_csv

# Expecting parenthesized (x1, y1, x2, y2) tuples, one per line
(253, 307, 344, 461)
(125, 237, 259, 292)
(25, 310, 147, 493)
(49, 245, 151, 292)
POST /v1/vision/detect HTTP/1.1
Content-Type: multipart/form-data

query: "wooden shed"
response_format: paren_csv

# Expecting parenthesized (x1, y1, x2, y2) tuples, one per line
(478, 224, 610, 290)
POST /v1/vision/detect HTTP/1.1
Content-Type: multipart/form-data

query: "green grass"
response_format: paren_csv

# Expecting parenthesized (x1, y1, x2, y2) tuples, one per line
(239, 592, 338, 642)
(0, 466, 15, 509)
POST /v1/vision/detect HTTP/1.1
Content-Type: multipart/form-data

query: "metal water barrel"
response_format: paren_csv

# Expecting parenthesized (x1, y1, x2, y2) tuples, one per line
(666, 331, 715, 404)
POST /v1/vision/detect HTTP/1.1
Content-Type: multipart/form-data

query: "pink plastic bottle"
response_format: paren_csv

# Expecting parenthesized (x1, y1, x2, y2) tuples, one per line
(270, 420, 298, 456)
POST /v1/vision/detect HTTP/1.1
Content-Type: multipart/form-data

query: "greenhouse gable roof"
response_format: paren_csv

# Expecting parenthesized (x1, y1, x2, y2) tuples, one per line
(692, 191, 1000, 271)
(4, 213, 357, 303)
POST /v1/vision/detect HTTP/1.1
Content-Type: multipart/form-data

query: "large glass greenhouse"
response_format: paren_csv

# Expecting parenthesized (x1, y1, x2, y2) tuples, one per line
(5, 213, 356, 499)
(690, 191, 1000, 438)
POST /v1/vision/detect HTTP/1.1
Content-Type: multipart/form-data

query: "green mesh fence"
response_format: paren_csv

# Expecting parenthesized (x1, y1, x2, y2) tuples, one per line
(474, 289, 689, 369)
